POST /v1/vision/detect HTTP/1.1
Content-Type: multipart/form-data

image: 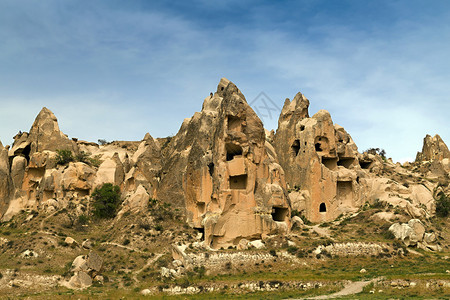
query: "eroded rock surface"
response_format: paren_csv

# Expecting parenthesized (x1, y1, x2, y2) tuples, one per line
(159, 78, 290, 248)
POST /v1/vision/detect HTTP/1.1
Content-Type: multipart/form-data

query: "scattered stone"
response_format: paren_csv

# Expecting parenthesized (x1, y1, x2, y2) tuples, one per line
(389, 219, 441, 251)
(65, 251, 103, 289)
(141, 289, 152, 295)
(64, 236, 78, 247)
(82, 239, 93, 249)
(20, 250, 38, 259)
(248, 240, 265, 249)
(67, 271, 92, 289)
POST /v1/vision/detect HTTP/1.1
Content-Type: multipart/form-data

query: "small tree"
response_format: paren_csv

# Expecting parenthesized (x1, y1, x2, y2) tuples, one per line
(91, 183, 121, 218)
(366, 148, 386, 159)
(436, 192, 450, 218)
(75, 151, 90, 164)
(56, 149, 74, 165)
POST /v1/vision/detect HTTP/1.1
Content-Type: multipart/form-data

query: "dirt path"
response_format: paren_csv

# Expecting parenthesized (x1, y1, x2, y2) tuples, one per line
(132, 253, 163, 283)
(310, 225, 331, 238)
(295, 277, 381, 299)
(100, 241, 146, 253)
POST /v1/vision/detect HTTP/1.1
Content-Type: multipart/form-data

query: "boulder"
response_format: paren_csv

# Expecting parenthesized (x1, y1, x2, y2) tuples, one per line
(65, 236, 78, 247)
(20, 249, 38, 258)
(66, 251, 103, 289)
(61, 162, 96, 192)
(94, 153, 124, 187)
(389, 219, 440, 251)
(291, 216, 304, 228)
(248, 240, 265, 249)
(82, 239, 93, 249)
(67, 271, 92, 289)
(118, 184, 150, 215)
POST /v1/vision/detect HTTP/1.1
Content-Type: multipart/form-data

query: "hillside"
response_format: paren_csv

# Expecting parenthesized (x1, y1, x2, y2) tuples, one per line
(0, 79, 449, 299)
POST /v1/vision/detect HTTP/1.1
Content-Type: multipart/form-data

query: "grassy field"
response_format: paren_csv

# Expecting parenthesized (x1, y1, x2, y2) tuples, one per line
(0, 205, 448, 299)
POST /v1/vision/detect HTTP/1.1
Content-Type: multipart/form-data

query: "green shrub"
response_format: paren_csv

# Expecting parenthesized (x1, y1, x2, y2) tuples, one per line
(87, 154, 103, 168)
(286, 246, 298, 255)
(77, 215, 89, 225)
(98, 139, 108, 145)
(436, 192, 450, 217)
(366, 148, 386, 159)
(75, 151, 90, 164)
(92, 183, 122, 218)
(56, 149, 74, 165)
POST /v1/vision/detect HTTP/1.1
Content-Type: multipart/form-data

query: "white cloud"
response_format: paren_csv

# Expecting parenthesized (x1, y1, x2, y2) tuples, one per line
(0, 1, 449, 163)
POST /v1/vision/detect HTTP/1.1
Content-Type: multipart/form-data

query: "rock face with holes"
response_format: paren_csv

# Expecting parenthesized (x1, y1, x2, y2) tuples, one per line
(158, 78, 290, 248)
(274, 94, 363, 222)
(9, 108, 76, 159)
(0, 108, 162, 222)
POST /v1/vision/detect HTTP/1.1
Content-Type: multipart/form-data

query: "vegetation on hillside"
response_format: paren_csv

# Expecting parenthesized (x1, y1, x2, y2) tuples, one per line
(91, 183, 122, 218)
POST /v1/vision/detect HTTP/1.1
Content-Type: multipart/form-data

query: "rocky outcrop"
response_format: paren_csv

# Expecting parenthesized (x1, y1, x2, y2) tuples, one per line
(274, 94, 362, 222)
(389, 219, 441, 251)
(0, 141, 13, 216)
(415, 134, 450, 176)
(416, 134, 450, 162)
(0, 79, 447, 234)
(9, 107, 75, 159)
(65, 251, 103, 289)
(159, 78, 290, 248)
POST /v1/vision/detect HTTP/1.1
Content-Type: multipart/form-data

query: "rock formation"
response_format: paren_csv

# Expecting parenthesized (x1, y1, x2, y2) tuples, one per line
(416, 134, 450, 162)
(415, 134, 450, 176)
(0, 78, 447, 250)
(274, 93, 362, 222)
(9, 107, 76, 159)
(159, 78, 290, 248)
(389, 219, 441, 251)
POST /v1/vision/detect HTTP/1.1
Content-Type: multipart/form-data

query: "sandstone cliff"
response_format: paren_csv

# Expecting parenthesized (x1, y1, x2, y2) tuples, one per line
(0, 78, 448, 250)
(159, 78, 290, 248)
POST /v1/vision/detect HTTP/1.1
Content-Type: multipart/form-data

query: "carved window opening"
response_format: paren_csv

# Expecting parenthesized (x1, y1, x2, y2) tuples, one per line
(337, 157, 355, 168)
(75, 188, 90, 197)
(208, 162, 214, 177)
(322, 157, 338, 170)
(359, 160, 372, 169)
(195, 227, 205, 241)
(337, 181, 353, 204)
(271, 207, 288, 221)
(229, 174, 247, 189)
(227, 115, 242, 131)
(226, 143, 243, 161)
(22, 143, 31, 163)
(197, 202, 206, 214)
(300, 125, 305, 131)
(291, 140, 300, 157)
(319, 202, 327, 213)
(314, 136, 328, 153)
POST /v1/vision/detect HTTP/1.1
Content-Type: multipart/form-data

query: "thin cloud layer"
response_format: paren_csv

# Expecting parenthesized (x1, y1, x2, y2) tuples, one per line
(0, 0, 449, 162)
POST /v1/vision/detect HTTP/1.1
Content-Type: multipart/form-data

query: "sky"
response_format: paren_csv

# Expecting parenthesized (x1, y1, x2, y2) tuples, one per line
(0, 0, 449, 163)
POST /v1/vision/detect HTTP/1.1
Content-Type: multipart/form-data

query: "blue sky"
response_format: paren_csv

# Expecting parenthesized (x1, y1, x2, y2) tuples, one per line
(0, 0, 449, 162)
